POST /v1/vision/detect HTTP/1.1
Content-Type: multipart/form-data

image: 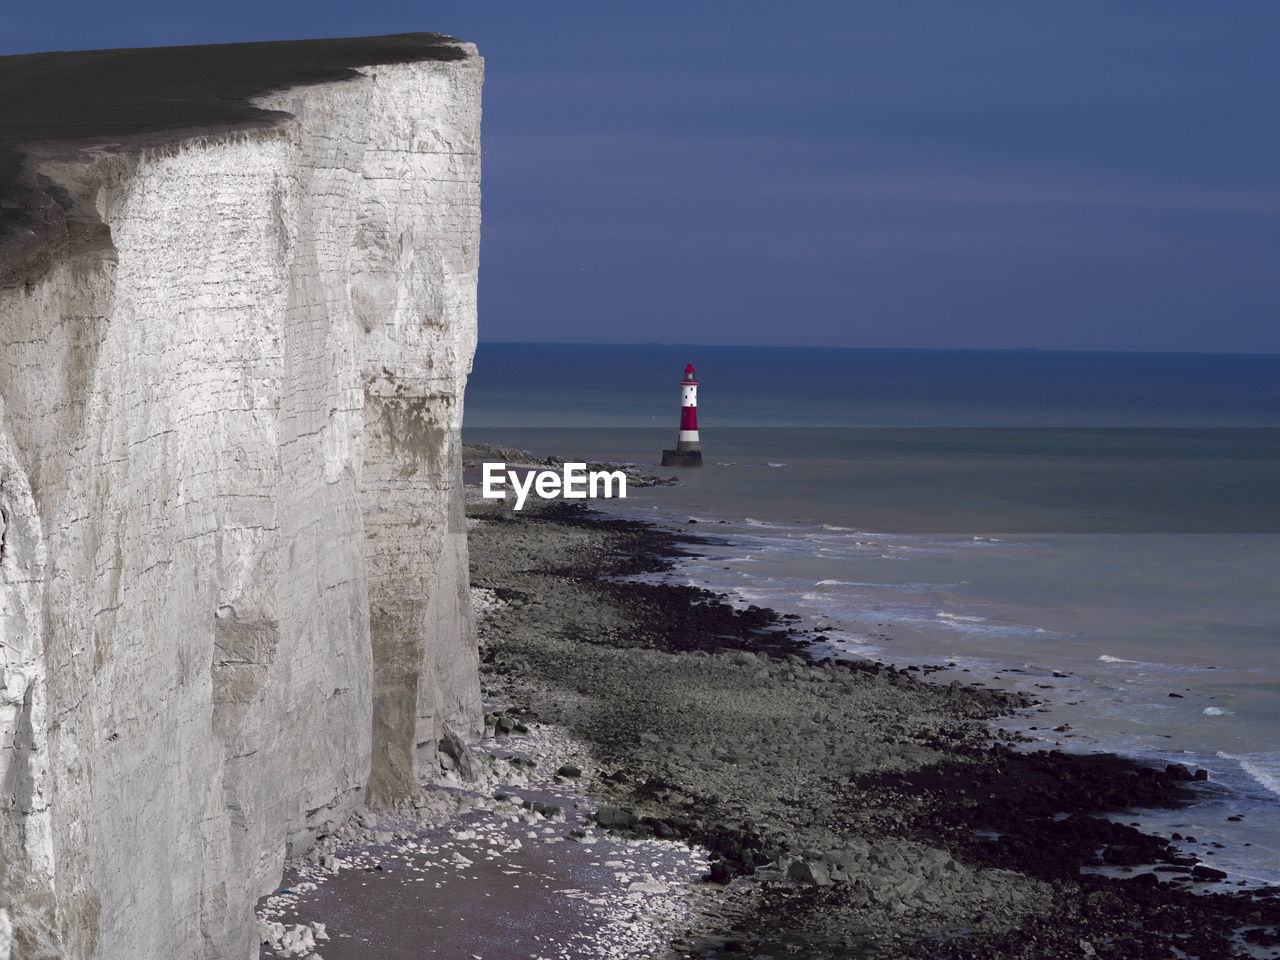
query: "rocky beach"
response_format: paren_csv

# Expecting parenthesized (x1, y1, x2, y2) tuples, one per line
(256, 479, 1280, 960)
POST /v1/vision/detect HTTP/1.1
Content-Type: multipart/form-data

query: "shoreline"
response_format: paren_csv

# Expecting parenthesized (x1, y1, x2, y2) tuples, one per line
(258, 493, 1280, 959)
(465, 498, 1280, 958)
(594, 500, 1280, 892)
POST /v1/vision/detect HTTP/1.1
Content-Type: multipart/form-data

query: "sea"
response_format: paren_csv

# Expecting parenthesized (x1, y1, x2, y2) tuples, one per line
(462, 343, 1280, 887)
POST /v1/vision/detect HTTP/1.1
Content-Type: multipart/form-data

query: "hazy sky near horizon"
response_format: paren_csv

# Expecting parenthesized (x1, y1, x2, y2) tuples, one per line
(5, 3, 1279, 352)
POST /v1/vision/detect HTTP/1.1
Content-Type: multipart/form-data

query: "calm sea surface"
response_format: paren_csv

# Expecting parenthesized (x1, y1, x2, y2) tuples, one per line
(464, 343, 1280, 885)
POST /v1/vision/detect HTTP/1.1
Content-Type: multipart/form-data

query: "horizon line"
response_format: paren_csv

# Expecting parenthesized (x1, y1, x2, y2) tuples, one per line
(476, 341, 1280, 358)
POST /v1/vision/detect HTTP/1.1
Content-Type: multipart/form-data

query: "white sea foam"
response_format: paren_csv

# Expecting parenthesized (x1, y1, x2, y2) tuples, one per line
(816, 579, 937, 590)
(822, 635, 883, 657)
(936, 611, 987, 623)
(1239, 760, 1280, 800)
(1218, 752, 1280, 800)
(1203, 707, 1231, 716)
(1098, 655, 1139, 664)
(767, 462, 786, 468)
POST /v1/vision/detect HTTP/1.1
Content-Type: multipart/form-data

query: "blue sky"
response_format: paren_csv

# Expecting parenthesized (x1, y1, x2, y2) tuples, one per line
(6, 2, 1279, 351)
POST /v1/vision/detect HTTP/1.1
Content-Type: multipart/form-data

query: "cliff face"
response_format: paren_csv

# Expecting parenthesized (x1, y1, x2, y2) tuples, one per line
(0, 37, 482, 960)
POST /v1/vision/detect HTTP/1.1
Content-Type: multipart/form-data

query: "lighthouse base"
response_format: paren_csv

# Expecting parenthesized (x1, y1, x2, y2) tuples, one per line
(661, 449, 703, 467)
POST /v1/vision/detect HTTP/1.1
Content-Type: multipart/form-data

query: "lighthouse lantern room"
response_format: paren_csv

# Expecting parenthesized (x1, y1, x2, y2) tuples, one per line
(661, 363, 703, 467)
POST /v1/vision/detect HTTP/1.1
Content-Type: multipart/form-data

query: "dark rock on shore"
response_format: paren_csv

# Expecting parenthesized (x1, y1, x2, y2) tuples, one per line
(592, 804, 639, 831)
(437, 729, 476, 781)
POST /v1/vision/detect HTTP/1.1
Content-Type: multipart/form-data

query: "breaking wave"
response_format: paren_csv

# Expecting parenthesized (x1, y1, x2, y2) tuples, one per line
(1218, 752, 1280, 801)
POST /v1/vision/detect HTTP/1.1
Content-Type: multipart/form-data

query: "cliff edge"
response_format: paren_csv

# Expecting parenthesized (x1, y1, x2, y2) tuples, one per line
(0, 34, 483, 960)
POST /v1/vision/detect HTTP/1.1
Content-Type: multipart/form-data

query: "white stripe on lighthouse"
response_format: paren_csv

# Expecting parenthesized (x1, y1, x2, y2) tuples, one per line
(678, 430, 699, 442)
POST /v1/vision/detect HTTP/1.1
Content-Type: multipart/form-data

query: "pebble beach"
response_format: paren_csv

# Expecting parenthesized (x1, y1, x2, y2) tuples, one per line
(256, 483, 1280, 960)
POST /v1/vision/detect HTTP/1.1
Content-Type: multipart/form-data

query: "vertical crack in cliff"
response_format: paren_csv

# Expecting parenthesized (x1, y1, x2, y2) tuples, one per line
(1, 684, 37, 814)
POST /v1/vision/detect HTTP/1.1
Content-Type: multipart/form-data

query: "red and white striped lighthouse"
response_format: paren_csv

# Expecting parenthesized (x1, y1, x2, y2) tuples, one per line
(661, 363, 703, 467)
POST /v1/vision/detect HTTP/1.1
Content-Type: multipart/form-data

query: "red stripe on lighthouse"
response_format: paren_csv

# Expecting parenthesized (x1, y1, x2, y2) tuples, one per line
(680, 405, 698, 431)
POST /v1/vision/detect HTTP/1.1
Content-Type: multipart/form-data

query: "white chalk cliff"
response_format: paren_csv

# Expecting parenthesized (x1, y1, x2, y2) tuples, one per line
(0, 35, 483, 959)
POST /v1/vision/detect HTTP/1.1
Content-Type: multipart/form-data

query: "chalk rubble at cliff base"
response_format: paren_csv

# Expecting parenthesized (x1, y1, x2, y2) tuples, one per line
(255, 695, 724, 960)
